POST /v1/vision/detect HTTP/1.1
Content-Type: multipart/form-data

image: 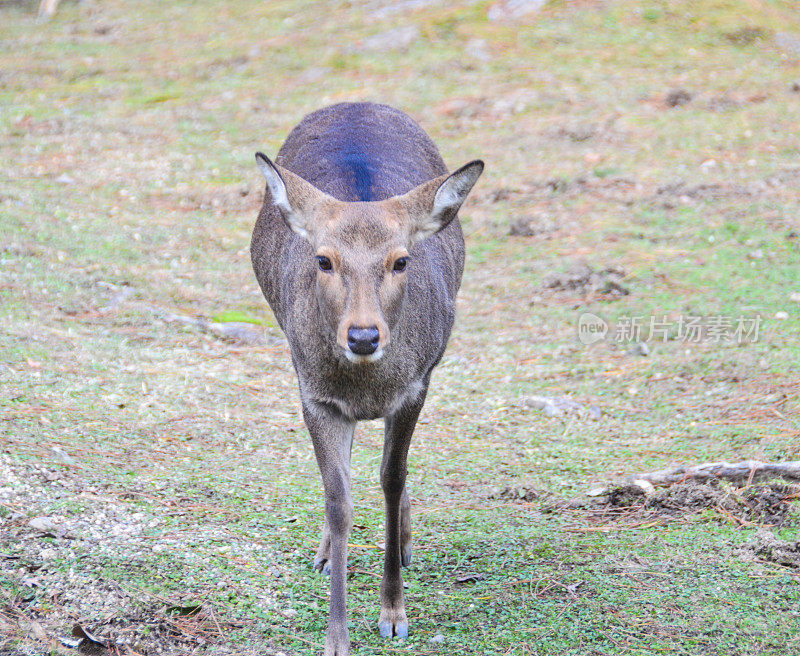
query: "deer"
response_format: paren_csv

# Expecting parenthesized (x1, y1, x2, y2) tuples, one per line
(250, 102, 483, 655)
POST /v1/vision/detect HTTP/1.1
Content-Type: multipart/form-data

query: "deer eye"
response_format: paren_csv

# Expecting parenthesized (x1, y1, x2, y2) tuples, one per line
(316, 255, 333, 272)
(393, 257, 409, 272)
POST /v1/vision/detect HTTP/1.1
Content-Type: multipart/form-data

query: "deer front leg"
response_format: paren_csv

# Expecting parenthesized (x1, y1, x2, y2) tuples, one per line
(315, 453, 351, 575)
(303, 402, 355, 656)
(379, 394, 425, 639)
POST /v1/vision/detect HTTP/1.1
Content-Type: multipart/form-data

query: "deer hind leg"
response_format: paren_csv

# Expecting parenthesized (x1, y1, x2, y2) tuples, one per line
(314, 520, 332, 574)
(400, 487, 412, 567)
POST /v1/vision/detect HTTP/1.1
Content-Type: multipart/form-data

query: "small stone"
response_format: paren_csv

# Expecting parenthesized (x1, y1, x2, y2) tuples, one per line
(295, 67, 330, 84)
(543, 403, 563, 418)
(509, 216, 535, 237)
(488, 0, 547, 21)
(509, 214, 554, 237)
(789, 292, 800, 303)
(465, 38, 491, 62)
(775, 311, 789, 320)
(281, 608, 298, 619)
(748, 249, 764, 260)
(632, 342, 650, 357)
(429, 633, 445, 643)
(665, 88, 692, 107)
(29, 516, 57, 533)
(586, 487, 608, 497)
(40, 547, 58, 560)
(355, 26, 419, 52)
(51, 446, 76, 465)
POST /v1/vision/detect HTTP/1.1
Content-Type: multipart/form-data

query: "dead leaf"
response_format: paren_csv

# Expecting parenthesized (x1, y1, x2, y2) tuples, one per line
(59, 635, 83, 648)
(71, 623, 108, 648)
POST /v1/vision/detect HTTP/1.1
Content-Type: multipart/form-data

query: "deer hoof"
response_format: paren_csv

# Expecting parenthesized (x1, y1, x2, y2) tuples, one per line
(378, 610, 409, 639)
(313, 556, 331, 575)
(401, 545, 412, 567)
(324, 630, 350, 656)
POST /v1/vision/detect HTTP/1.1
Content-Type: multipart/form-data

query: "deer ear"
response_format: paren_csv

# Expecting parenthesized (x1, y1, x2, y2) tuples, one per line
(404, 160, 484, 243)
(255, 152, 328, 241)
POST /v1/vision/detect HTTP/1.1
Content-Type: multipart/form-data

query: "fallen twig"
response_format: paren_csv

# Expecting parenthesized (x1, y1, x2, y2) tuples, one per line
(618, 460, 800, 488)
(564, 520, 667, 533)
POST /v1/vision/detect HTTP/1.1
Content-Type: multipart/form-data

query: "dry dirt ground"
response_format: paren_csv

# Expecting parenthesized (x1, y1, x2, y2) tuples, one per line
(2, 1, 800, 655)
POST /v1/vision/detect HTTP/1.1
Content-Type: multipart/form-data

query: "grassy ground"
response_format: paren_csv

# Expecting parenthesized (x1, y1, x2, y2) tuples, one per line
(2, 0, 800, 654)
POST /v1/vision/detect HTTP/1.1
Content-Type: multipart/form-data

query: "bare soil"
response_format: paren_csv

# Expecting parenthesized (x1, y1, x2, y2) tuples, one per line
(601, 480, 799, 527)
(737, 530, 800, 568)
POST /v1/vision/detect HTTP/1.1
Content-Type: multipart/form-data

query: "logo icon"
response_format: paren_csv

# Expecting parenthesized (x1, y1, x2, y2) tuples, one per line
(578, 312, 608, 345)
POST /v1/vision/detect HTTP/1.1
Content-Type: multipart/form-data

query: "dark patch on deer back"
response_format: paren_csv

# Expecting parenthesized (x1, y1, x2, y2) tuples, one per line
(339, 150, 374, 201)
(275, 102, 448, 200)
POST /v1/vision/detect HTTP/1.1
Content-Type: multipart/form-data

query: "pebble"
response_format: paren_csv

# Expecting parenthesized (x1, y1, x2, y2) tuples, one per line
(465, 38, 491, 62)
(775, 311, 789, 320)
(40, 547, 58, 560)
(354, 26, 419, 52)
(790, 292, 800, 303)
(29, 516, 58, 533)
(488, 0, 547, 21)
(430, 633, 445, 643)
(51, 446, 76, 465)
(586, 487, 608, 497)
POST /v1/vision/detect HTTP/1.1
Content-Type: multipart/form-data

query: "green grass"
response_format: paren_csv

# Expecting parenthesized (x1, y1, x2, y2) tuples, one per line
(2, 0, 800, 654)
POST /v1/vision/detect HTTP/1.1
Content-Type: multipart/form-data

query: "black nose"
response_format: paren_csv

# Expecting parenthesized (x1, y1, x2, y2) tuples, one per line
(347, 326, 380, 355)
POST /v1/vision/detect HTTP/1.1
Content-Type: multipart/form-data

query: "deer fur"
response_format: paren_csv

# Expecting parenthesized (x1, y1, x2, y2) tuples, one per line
(250, 102, 483, 655)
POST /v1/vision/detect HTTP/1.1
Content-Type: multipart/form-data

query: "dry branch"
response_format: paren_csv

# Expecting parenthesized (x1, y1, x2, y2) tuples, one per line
(624, 460, 800, 487)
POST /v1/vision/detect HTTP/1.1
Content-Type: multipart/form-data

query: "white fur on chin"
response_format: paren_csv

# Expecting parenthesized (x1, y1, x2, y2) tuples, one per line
(344, 348, 384, 364)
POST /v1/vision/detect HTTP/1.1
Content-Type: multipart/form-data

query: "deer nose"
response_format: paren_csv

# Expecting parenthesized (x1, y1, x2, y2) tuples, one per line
(347, 326, 380, 355)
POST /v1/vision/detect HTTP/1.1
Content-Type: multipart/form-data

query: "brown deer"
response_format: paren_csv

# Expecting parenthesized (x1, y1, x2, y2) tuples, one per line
(250, 102, 483, 655)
